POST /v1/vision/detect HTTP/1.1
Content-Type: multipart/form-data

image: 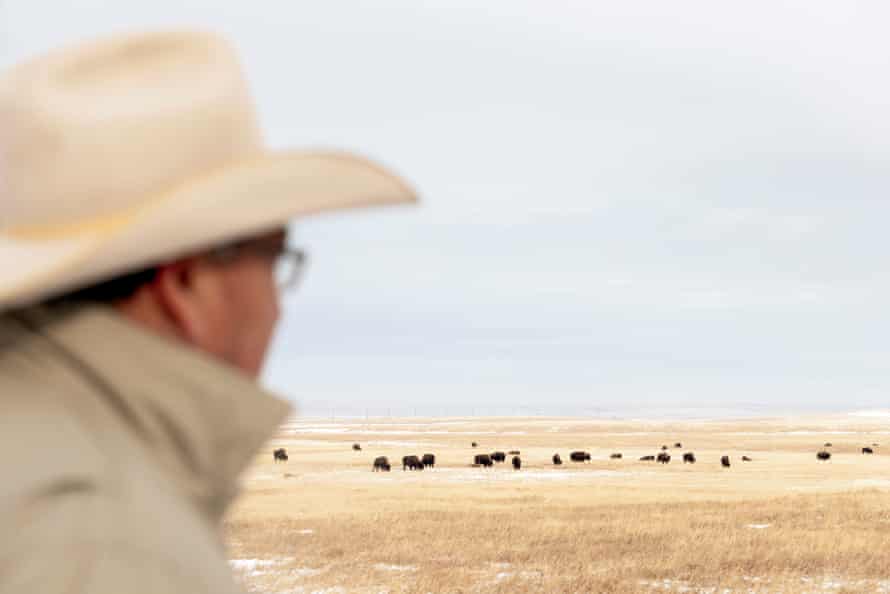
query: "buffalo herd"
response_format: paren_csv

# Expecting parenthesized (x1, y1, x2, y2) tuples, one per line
(270, 438, 878, 474)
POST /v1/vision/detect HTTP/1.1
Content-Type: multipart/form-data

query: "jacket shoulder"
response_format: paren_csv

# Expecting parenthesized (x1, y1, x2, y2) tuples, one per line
(0, 374, 107, 502)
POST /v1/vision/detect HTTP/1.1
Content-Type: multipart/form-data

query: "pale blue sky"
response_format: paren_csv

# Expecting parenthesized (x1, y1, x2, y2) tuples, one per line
(4, 2, 890, 416)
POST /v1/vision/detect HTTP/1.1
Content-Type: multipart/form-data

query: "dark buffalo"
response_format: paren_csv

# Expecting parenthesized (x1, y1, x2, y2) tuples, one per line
(610, 453, 622, 459)
(817, 450, 831, 461)
(474, 454, 493, 467)
(862, 447, 874, 454)
(373, 456, 391, 472)
(661, 445, 669, 451)
(639, 455, 656, 461)
(352, 443, 362, 451)
(721, 455, 731, 468)
(508, 450, 521, 455)
(491, 451, 507, 463)
(421, 453, 436, 468)
(824, 442, 833, 447)
(657, 452, 671, 464)
(471, 441, 478, 448)
(741, 455, 752, 462)
(570, 451, 591, 462)
(683, 452, 696, 464)
(552, 453, 563, 465)
(402, 455, 424, 471)
(273, 448, 288, 462)
(512, 456, 521, 470)
(674, 442, 682, 448)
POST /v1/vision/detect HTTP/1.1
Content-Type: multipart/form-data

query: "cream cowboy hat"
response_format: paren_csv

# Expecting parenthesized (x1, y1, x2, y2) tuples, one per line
(0, 30, 417, 310)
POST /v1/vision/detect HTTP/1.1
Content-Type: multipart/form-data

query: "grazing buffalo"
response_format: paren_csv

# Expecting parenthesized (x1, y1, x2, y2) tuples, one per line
(824, 442, 833, 447)
(421, 453, 436, 468)
(683, 452, 696, 464)
(512, 456, 521, 470)
(570, 451, 591, 462)
(471, 442, 478, 448)
(817, 450, 831, 461)
(552, 453, 563, 465)
(741, 455, 752, 462)
(508, 450, 521, 455)
(862, 447, 874, 454)
(402, 455, 424, 471)
(639, 455, 656, 461)
(610, 453, 623, 459)
(352, 443, 362, 451)
(661, 445, 669, 451)
(373, 456, 391, 472)
(674, 442, 682, 448)
(657, 452, 671, 464)
(273, 448, 288, 462)
(474, 454, 493, 467)
(491, 451, 507, 463)
(721, 455, 731, 468)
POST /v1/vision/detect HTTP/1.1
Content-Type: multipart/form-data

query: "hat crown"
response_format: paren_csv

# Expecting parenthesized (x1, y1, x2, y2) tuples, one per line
(0, 31, 262, 231)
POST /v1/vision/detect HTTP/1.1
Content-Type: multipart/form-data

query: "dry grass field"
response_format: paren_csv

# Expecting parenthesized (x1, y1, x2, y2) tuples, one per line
(224, 413, 890, 593)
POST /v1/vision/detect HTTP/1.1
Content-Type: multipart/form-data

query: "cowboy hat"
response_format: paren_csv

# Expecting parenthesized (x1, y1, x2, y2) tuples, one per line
(0, 30, 417, 310)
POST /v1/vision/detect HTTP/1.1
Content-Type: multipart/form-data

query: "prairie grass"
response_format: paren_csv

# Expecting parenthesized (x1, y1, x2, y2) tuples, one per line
(224, 414, 890, 593)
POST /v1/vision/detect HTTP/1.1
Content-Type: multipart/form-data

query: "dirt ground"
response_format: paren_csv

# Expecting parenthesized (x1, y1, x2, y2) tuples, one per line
(224, 413, 890, 593)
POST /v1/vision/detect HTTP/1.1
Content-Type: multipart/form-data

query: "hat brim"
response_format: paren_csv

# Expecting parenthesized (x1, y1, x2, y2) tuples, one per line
(0, 150, 417, 309)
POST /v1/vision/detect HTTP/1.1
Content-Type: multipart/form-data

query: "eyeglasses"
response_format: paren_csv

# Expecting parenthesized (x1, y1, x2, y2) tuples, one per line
(273, 246, 308, 290)
(209, 242, 309, 291)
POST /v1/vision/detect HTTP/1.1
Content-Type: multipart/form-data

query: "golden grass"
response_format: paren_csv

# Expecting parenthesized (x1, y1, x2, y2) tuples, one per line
(224, 414, 890, 593)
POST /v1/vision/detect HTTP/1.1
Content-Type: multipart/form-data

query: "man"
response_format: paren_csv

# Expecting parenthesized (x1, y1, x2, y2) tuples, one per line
(0, 30, 416, 593)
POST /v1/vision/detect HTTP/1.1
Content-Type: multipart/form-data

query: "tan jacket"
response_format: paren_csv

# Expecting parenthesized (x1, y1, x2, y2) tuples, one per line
(0, 305, 291, 593)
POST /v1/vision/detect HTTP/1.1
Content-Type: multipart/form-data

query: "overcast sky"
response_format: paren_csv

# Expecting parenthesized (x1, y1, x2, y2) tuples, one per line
(4, 2, 890, 416)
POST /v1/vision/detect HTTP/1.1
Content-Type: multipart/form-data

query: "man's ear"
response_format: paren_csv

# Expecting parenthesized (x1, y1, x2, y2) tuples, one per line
(150, 258, 211, 344)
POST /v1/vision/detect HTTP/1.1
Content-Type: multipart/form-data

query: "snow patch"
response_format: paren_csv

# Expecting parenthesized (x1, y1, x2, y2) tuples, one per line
(374, 563, 417, 572)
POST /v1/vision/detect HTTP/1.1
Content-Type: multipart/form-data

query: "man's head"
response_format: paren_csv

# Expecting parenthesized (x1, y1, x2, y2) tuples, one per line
(55, 229, 302, 377)
(1, 31, 416, 345)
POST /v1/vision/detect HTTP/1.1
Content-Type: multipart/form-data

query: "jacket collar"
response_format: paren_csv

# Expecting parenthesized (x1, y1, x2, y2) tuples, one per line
(13, 304, 292, 521)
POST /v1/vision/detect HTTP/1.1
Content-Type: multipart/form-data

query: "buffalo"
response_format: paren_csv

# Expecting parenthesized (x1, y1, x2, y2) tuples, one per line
(471, 441, 478, 448)
(817, 450, 831, 461)
(682, 452, 696, 464)
(639, 455, 656, 461)
(421, 453, 436, 468)
(552, 453, 563, 465)
(657, 452, 671, 464)
(373, 456, 391, 472)
(491, 451, 507, 463)
(273, 448, 288, 462)
(508, 450, 521, 455)
(674, 442, 682, 448)
(474, 454, 493, 467)
(661, 445, 669, 451)
(741, 455, 752, 462)
(721, 455, 731, 468)
(402, 455, 424, 471)
(570, 451, 591, 462)
(862, 447, 874, 454)
(512, 456, 521, 470)
(610, 453, 622, 459)
(824, 442, 833, 447)
(352, 443, 362, 451)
